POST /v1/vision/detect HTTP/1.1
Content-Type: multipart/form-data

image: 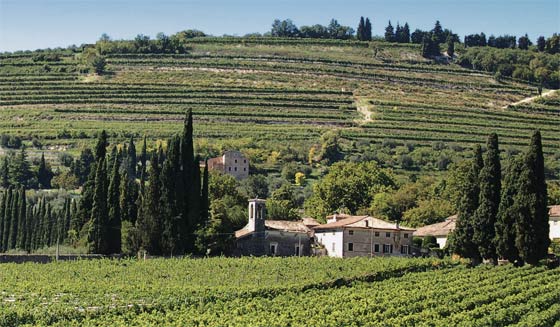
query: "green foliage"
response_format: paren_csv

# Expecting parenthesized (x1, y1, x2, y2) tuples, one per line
(305, 161, 395, 220)
(422, 235, 438, 248)
(402, 199, 454, 227)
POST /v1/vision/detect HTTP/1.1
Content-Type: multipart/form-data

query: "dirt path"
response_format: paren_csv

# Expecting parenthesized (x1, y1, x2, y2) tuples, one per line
(503, 89, 558, 108)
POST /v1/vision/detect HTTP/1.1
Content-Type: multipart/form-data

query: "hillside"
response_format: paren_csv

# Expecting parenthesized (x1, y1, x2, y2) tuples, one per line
(1, 38, 559, 175)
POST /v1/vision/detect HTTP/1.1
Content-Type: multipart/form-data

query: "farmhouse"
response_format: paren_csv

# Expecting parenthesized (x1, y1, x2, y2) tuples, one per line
(205, 150, 249, 180)
(415, 206, 560, 246)
(313, 214, 415, 258)
(235, 199, 319, 256)
(414, 215, 457, 248)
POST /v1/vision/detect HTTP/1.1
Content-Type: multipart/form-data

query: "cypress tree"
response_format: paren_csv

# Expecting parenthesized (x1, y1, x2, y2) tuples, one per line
(95, 130, 108, 161)
(447, 36, 455, 57)
(24, 205, 33, 252)
(107, 156, 122, 254)
(44, 203, 53, 247)
(37, 153, 52, 189)
(452, 146, 483, 265)
(1, 156, 9, 188)
(181, 110, 195, 248)
(196, 160, 210, 254)
(88, 158, 109, 254)
(16, 187, 26, 249)
(495, 156, 523, 264)
(137, 152, 163, 254)
(70, 198, 81, 233)
(7, 187, 19, 250)
(365, 18, 372, 41)
(161, 135, 182, 255)
(515, 131, 549, 265)
(357, 17, 365, 41)
(384, 21, 395, 42)
(0, 191, 5, 251)
(127, 136, 137, 179)
(2, 188, 13, 251)
(140, 135, 147, 187)
(402, 23, 410, 43)
(64, 198, 71, 238)
(473, 134, 501, 264)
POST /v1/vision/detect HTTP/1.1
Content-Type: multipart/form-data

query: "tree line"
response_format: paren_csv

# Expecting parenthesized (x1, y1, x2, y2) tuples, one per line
(451, 131, 549, 266)
(0, 110, 213, 256)
(464, 33, 560, 54)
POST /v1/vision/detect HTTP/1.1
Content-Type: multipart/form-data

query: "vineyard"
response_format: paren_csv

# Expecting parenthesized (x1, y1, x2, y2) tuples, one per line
(0, 257, 558, 326)
(1, 39, 559, 164)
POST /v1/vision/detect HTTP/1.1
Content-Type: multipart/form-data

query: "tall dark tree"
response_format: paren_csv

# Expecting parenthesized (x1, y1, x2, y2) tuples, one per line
(87, 158, 109, 254)
(401, 23, 410, 43)
(37, 153, 52, 189)
(107, 156, 122, 254)
(196, 160, 210, 253)
(364, 18, 372, 41)
(137, 152, 163, 254)
(447, 36, 455, 57)
(536, 36, 546, 52)
(431, 20, 445, 43)
(452, 146, 483, 265)
(0, 191, 5, 251)
(384, 21, 395, 42)
(126, 136, 137, 179)
(518, 34, 531, 50)
(1, 156, 9, 188)
(161, 135, 182, 255)
(515, 131, 549, 265)
(473, 134, 501, 264)
(7, 187, 19, 250)
(357, 17, 365, 41)
(15, 187, 26, 249)
(495, 156, 523, 264)
(94, 130, 108, 162)
(9, 147, 33, 188)
(0, 189, 12, 251)
(140, 136, 147, 187)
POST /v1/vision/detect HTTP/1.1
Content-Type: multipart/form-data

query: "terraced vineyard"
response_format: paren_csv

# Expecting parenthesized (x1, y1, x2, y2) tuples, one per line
(0, 257, 558, 326)
(1, 39, 559, 159)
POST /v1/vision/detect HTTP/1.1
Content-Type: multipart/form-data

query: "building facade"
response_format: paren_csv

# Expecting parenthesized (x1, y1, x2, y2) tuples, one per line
(234, 199, 317, 256)
(550, 205, 560, 241)
(313, 214, 415, 258)
(206, 150, 249, 180)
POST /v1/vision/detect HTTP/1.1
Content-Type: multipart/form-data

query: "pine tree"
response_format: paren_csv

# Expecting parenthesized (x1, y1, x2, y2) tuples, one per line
(384, 21, 395, 42)
(16, 187, 26, 249)
(473, 134, 501, 264)
(364, 18, 372, 41)
(452, 146, 483, 265)
(9, 147, 32, 188)
(537, 36, 546, 52)
(515, 131, 549, 265)
(432, 20, 444, 43)
(37, 153, 52, 189)
(107, 156, 122, 254)
(357, 17, 365, 41)
(395, 23, 402, 43)
(495, 156, 523, 264)
(88, 158, 109, 254)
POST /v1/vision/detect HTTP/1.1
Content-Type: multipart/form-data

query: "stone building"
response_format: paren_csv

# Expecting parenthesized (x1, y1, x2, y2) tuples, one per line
(205, 150, 249, 180)
(313, 214, 415, 258)
(550, 205, 560, 241)
(234, 199, 318, 256)
(413, 215, 457, 248)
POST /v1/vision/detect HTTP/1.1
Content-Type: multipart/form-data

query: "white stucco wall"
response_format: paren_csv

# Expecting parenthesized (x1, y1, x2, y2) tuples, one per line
(436, 237, 447, 248)
(550, 218, 560, 240)
(315, 230, 344, 257)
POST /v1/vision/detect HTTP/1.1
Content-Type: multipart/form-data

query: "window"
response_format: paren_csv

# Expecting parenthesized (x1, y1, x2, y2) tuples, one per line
(348, 243, 354, 251)
(228, 167, 231, 171)
(383, 244, 393, 253)
(234, 167, 237, 171)
(404, 233, 409, 239)
(374, 232, 380, 237)
(244, 168, 247, 171)
(235, 159, 238, 163)
(295, 245, 300, 256)
(401, 245, 410, 254)
(349, 230, 354, 235)
(374, 244, 380, 253)
(386, 232, 391, 238)
(244, 159, 247, 163)
(365, 220, 369, 227)
(270, 243, 278, 255)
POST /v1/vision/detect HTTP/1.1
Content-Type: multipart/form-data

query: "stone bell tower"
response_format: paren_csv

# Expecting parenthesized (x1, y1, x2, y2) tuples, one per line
(247, 198, 266, 233)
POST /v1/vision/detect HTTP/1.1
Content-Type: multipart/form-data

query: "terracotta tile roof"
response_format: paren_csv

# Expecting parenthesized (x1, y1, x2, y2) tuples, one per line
(414, 215, 457, 237)
(235, 220, 311, 239)
(302, 217, 321, 227)
(314, 215, 414, 231)
(549, 205, 560, 218)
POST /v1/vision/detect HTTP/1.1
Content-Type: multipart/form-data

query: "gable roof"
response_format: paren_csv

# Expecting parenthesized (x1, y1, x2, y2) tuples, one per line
(550, 205, 560, 218)
(414, 215, 457, 237)
(235, 220, 312, 239)
(314, 215, 414, 231)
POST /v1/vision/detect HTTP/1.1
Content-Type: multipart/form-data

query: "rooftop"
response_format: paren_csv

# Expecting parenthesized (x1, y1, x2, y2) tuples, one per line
(314, 215, 414, 231)
(414, 215, 457, 237)
(235, 219, 312, 239)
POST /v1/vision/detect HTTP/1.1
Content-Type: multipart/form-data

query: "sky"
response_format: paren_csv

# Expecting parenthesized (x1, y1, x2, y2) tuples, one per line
(1, 0, 559, 52)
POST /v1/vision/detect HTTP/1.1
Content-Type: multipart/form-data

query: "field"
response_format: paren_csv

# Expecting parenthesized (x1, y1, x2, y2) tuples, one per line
(1, 38, 559, 167)
(0, 257, 559, 327)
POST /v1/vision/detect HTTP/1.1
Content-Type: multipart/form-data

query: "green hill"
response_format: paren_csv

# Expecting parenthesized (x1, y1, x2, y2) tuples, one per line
(1, 38, 559, 175)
